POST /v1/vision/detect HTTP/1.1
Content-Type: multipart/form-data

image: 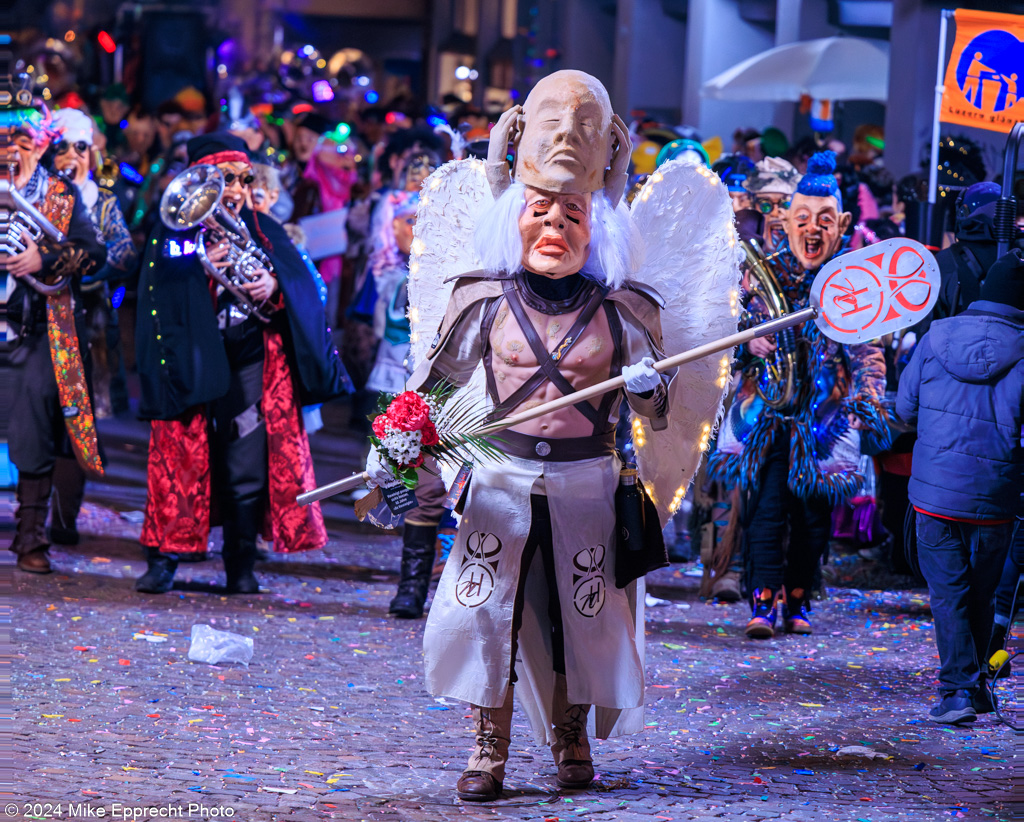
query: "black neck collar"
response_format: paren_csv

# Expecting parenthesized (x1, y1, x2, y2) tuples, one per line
(517, 270, 594, 314)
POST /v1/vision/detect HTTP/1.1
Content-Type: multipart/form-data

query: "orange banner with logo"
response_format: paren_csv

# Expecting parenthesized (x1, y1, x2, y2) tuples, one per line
(940, 9, 1024, 133)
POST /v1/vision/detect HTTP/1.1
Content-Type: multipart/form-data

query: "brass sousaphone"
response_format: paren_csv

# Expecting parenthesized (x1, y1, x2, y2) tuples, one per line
(740, 237, 797, 410)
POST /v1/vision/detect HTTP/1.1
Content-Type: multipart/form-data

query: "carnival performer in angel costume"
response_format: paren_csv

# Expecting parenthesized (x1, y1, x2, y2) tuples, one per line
(711, 151, 890, 640)
(364, 70, 739, 801)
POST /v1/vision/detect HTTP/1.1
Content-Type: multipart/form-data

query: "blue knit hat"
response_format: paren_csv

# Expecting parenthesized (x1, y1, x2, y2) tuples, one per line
(796, 150, 842, 210)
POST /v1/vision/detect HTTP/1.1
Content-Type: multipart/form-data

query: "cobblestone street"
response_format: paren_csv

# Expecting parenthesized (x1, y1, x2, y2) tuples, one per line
(7, 418, 1017, 822)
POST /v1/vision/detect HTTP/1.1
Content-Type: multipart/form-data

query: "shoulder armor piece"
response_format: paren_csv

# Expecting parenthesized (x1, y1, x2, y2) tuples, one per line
(618, 279, 666, 308)
(427, 271, 505, 359)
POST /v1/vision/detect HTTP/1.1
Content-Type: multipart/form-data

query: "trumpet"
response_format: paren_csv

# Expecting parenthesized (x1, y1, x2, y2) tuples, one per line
(0, 163, 72, 295)
(740, 237, 798, 410)
(159, 164, 275, 323)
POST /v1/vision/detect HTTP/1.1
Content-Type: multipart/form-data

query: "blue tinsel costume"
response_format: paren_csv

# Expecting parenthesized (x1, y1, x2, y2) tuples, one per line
(709, 152, 891, 505)
(709, 236, 891, 503)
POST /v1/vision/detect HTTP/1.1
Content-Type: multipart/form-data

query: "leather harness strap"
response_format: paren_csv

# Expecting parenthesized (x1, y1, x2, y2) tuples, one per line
(483, 279, 613, 433)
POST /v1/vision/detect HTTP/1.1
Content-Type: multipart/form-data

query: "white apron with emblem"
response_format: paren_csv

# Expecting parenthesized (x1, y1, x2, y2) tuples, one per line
(423, 452, 646, 744)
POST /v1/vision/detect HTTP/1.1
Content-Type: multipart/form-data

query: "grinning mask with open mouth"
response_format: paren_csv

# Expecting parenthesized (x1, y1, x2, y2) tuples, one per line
(784, 192, 851, 272)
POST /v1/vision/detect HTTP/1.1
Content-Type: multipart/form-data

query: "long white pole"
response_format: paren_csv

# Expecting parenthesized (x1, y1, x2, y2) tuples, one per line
(928, 10, 953, 205)
(297, 308, 818, 506)
(469, 308, 816, 436)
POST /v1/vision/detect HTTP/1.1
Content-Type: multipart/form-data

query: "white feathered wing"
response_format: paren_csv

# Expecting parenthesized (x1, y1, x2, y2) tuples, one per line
(629, 159, 742, 525)
(407, 159, 494, 486)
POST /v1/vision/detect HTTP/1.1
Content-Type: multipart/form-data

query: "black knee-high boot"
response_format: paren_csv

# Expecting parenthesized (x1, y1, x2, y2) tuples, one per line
(135, 545, 179, 593)
(223, 497, 263, 594)
(390, 523, 438, 618)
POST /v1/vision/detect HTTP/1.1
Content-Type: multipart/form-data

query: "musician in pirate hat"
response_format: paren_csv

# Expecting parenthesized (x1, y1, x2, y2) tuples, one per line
(134, 132, 351, 595)
(711, 150, 890, 639)
(1, 63, 106, 574)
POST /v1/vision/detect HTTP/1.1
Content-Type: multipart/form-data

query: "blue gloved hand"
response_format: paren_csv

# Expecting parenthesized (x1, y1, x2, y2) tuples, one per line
(622, 356, 661, 394)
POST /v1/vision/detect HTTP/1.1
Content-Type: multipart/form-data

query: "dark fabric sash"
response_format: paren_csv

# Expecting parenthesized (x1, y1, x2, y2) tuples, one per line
(490, 430, 616, 462)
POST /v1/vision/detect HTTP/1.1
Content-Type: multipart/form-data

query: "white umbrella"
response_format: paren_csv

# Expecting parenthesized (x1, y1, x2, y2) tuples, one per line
(701, 37, 889, 102)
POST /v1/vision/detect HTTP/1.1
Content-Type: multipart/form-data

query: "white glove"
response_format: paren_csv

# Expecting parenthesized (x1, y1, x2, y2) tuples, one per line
(622, 357, 661, 394)
(365, 445, 396, 488)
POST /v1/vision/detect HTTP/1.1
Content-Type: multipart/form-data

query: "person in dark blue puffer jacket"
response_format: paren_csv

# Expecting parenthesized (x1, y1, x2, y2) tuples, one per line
(897, 249, 1024, 726)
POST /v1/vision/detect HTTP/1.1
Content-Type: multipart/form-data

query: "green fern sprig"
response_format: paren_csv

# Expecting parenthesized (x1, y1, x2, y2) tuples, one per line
(430, 380, 507, 467)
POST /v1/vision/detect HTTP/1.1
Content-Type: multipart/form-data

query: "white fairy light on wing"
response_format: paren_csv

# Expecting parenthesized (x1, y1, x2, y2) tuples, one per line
(698, 421, 712, 453)
(717, 355, 731, 388)
(631, 417, 646, 448)
(669, 482, 687, 514)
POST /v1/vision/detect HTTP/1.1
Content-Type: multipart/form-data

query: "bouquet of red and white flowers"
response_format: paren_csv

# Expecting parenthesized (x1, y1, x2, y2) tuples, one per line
(368, 382, 503, 489)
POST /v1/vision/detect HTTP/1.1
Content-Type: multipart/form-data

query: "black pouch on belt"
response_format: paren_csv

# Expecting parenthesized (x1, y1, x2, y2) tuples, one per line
(614, 464, 669, 589)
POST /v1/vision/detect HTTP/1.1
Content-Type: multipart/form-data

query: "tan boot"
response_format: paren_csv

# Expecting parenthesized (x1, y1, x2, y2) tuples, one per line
(711, 570, 742, 602)
(551, 673, 594, 789)
(457, 687, 514, 802)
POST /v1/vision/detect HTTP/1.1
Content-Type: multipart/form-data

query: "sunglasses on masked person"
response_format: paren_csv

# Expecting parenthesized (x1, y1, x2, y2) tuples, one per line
(222, 171, 255, 186)
(754, 197, 790, 215)
(55, 140, 91, 156)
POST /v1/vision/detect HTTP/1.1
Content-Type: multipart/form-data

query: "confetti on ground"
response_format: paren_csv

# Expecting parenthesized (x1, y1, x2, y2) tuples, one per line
(12, 465, 1014, 822)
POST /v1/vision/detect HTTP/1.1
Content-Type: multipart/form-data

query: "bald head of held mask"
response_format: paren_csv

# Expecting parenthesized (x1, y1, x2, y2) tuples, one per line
(485, 70, 630, 207)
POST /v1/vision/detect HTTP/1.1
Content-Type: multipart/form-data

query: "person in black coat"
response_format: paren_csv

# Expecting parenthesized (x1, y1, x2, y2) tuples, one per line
(930, 183, 1024, 321)
(134, 133, 351, 595)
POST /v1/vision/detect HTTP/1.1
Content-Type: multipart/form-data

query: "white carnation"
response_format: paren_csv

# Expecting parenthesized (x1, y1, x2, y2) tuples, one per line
(382, 428, 423, 464)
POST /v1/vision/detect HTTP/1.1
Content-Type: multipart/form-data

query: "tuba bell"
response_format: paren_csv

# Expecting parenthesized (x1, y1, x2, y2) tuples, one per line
(739, 237, 797, 410)
(159, 164, 275, 323)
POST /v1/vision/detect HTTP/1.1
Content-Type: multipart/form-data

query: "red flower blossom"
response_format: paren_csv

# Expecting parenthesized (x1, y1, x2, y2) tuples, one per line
(371, 414, 391, 438)
(386, 391, 431, 432)
(406, 454, 425, 468)
(419, 421, 439, 447)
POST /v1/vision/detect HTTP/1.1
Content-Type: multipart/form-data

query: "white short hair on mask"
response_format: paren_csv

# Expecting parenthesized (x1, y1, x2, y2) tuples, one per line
(473, 182, 643, 290)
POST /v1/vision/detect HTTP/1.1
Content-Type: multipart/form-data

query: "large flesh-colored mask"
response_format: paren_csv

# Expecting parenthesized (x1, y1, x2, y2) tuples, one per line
(784, 193, 851, 272)
(515, 71, 612, 196)
(518, 187, 592, 278)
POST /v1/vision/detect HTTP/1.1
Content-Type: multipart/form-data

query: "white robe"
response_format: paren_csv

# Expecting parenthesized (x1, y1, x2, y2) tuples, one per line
(423, 453, 647, 744)
(416, 274, 667, 745)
